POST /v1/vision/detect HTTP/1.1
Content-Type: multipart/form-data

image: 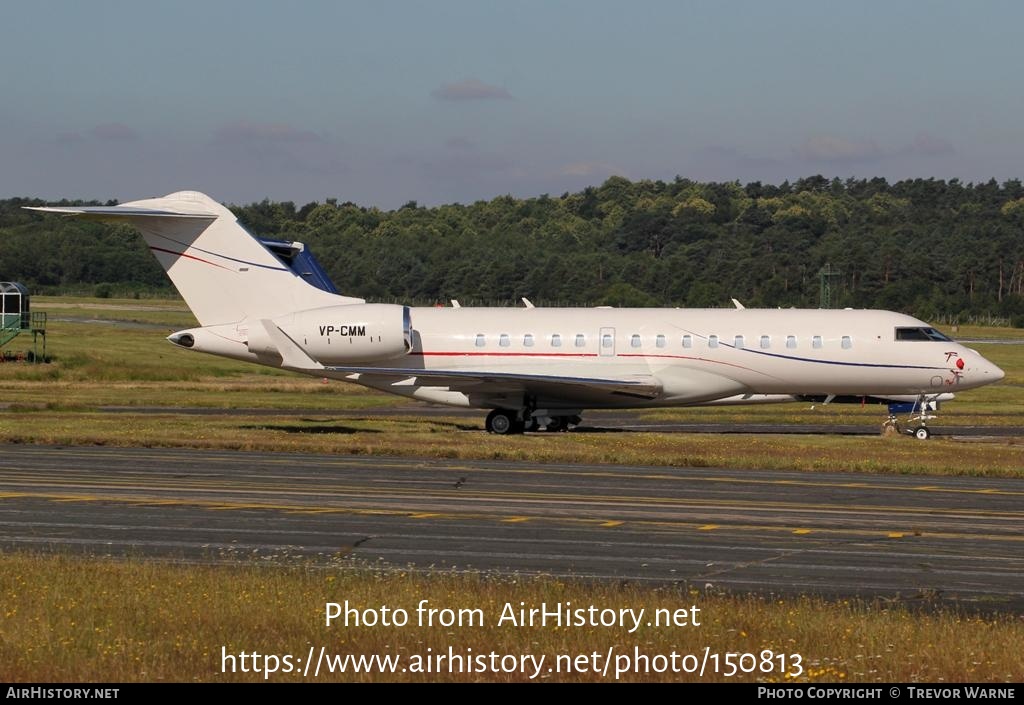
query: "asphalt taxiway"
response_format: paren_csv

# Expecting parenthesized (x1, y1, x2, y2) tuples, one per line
(0, 445, 1022, 609)
(93, 405, 1024, 438)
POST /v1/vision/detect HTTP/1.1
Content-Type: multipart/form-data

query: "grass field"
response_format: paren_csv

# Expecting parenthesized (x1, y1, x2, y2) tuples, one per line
(1, 553, 1021, 683)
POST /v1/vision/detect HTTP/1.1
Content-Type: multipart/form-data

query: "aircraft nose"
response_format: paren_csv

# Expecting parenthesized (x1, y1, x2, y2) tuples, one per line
(975, 354, 1004, 382)
(988, 360, 1006, 382)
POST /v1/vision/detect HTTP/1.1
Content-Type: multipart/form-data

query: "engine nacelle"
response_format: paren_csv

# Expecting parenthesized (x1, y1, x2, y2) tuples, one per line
(265, 303, 412, 364)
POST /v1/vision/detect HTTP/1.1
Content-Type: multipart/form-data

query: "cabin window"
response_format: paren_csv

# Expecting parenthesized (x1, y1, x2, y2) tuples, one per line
(734, 335, 745, 349)
(895, 327, 952, 342)
(523, 333, 534, 347)
(499, 333, 510, 347)
(841, 335, 852, 349)
(630, 334, 641, 348)
(656, 334, 666, 348)
(760, 335, 771, 349)
(601, 333, 613, 348)
(682, 335, 692, 348)
(786, 335, 797, 349)
(551, 333, 562, 347)
(708, 335, 719, 349)
(574, 333, 586, 347)
(475, 334, 486, 347)
(812, 335, 822, 349)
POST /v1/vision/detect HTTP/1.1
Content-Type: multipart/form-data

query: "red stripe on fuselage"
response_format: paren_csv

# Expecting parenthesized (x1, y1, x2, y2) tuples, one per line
(410, 351, 598, 357)
(148, 245, 234, 271)
(409, 350, 763, 374)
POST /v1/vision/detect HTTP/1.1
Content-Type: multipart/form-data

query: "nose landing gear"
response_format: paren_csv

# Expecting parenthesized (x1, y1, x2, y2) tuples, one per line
(881, 394, 939, 440)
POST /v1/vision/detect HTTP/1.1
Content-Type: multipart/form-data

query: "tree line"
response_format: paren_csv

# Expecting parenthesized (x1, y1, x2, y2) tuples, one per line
(2, 175, 1023, 324)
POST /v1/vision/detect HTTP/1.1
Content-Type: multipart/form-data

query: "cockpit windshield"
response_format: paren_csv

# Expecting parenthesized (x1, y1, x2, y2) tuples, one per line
(894, 327, 952, 342)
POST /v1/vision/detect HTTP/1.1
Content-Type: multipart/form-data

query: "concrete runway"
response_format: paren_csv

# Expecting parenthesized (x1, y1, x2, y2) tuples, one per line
(0, 445, 1022, 610)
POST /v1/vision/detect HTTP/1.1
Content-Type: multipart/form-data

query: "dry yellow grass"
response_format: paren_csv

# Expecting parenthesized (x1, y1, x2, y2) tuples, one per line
(0, 411, 1022, 476)
(1, 553, 1021, 683)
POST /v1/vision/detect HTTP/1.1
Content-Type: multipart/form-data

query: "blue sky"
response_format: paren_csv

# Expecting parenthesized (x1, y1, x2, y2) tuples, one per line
(3, 1, 1022, 207)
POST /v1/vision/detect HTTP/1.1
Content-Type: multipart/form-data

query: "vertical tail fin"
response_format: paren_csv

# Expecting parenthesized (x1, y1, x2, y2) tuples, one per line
(26, 190, 361, 326)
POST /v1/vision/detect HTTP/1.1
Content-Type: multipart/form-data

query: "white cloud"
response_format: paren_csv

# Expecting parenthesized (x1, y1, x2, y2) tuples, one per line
(904, 132, 955, 156)
(794, 135, 882, 163)
(558, 161, 621, 177)
(432, 78, 513, 101)
(91, 123, 138, 141)
(214, 121, 322, 144)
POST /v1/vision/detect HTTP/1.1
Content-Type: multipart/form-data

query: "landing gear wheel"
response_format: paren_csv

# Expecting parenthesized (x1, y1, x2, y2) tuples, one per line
(545, 416, 565, 433)
(523, 417, 539, 432)
(884, 394, 941, 440)
(486, 409, 518, 435)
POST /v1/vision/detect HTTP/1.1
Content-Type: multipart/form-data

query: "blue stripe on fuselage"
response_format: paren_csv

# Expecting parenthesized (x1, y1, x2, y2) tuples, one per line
(724, 343, 945, 370)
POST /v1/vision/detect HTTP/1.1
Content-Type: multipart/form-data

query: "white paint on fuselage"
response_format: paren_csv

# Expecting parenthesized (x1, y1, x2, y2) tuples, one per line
(167, 306, 1005, 410)
(366, 307, 1000, 408)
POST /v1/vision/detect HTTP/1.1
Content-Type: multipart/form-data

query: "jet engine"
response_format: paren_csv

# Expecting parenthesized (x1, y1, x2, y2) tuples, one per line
(247, 303, 412, 364)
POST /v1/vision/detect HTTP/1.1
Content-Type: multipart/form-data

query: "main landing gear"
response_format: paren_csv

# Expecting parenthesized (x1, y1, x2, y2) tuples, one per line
(484, 409, 582, 435)
(881, 394, 939, 441)
(485, 409, 522, 435)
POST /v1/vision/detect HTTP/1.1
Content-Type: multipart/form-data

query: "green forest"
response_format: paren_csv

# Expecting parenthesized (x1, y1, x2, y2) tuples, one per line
(2, 175, 1023, 324)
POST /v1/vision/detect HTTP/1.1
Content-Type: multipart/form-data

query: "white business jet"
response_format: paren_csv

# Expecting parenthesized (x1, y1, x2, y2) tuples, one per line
(28, 191, 1005, 438)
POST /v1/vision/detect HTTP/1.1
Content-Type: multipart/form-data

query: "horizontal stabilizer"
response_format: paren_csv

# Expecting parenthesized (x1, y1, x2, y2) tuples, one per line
(24, 190, 361, 326)
(25, 205, 215, 220)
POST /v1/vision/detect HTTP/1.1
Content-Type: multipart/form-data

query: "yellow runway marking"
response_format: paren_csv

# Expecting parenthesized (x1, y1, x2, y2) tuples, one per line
(501, 517, 530, 523)
(601, 521, 624, 528)
(793, 529, 813, 535)
(5, 471, 1023, 520)
(7, 449, 1024, 499)
(129, 500, 190, 506)
(1, 488, 1022, 544)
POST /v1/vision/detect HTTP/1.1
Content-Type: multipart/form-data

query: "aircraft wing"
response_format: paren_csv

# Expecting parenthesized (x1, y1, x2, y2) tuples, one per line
(236, 320, 661, 400)
(326, 366, 663, 400)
